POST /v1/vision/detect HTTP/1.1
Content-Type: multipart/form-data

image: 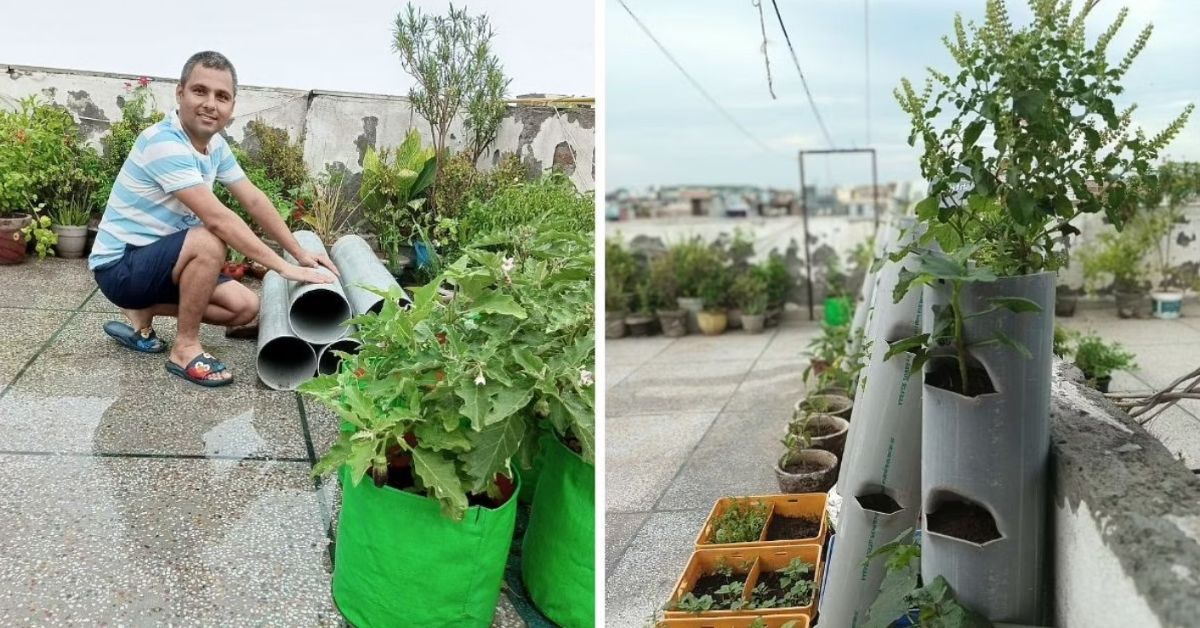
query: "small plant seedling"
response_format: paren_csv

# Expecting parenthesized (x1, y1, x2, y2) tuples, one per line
(711, 500, 769, 544)
(748, 557, 816, 609)
(862, 528, 993, 628)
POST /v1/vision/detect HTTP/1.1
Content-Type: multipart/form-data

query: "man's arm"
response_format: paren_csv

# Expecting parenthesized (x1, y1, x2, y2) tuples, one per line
(173, 185, 331, 283)
(225, 179, 339, 277)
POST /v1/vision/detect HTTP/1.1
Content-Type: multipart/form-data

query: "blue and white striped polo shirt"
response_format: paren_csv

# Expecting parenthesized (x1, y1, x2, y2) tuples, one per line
(88, 109, 246, 270)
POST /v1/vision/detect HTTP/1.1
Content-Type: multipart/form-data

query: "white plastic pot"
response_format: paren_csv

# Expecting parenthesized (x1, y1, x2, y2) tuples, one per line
(1151, 291, 1183, 319)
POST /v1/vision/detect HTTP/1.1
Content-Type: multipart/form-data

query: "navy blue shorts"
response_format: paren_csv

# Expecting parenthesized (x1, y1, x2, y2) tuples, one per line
(93, 228, 232, 310)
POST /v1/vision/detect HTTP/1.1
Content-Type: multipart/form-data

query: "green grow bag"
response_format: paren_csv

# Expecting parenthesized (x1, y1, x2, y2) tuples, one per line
(516, 442, 548, 504)
(334, 466, 520, 627)
(521, 437, 596, 627)
(824, 296, 851, 326)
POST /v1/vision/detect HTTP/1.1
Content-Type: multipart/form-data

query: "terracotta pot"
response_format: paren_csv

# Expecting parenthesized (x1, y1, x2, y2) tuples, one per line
(0, 214, 32, 265)
(697, 310, 728, 336)
(774, 450, 838, 494)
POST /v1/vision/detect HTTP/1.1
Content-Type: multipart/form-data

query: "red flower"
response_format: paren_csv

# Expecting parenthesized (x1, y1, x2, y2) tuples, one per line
(14, 129, 25, 143)
(354, 367, 366, 379)
(137, 76, 151, 88)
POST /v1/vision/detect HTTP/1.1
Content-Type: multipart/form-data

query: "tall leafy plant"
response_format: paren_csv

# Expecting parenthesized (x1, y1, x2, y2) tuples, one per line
(391, 2, 507, 205)
(359, 129, 437, 260)
(887, 0, 1192, 393)
(302, 225, 593, 520)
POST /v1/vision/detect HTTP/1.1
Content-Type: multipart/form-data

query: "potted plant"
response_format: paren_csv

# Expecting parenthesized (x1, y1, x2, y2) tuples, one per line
(606, 238, 635, 338)
(1071, 332, 1136, 393)
(625, 275, 658, 336)
(0, 97, 51, 264)
(787, 409, 849, 459)
(650, 250, 689, 337)
(1054, 283, 1079, 317)
(761, 253, 792, 327)
(358, 129, 437, 271)
(301, 223, 594, 626)
(673, 238, 724, 333)
(1079, 211, 1157, 319)
(887, 1, 1192, 620)
(1144, 161, 1200, 318)
(697, 268, 730, 336)
(773, 430, 838, 494)
(822, 255, 852, 326)
(734, 273, 770, 334)
(49, 185, 94, 259)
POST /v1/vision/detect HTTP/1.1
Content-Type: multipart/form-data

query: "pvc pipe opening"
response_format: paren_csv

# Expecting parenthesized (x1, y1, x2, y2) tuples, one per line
(318, 339, 363, 375)
(925, 491, 1003, 545)
(291, 290, 352, 342)
(257, 336, 317, 390)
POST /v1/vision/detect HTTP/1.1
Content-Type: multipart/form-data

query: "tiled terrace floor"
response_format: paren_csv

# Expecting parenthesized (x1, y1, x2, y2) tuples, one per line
(0, 258, 527, 626)
(604, 306, 1200, 628)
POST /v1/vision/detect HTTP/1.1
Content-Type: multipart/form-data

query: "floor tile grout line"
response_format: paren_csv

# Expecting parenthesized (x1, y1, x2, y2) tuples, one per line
(0, 449, 311, 463)
(607, 325, 783, 574)
(295, 392, 337, 549)
(0, 306, 85, 401)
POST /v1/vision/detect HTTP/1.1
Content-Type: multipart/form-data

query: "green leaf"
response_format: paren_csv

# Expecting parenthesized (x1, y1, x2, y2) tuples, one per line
(411, 448, 469, 520)
(863, 562, 920, 628)
(469, 293, 528, 319)
(886, 334, 930, 361)
(456, 380, 489, 429)
(482, 387, 535, 427)
(987, 297, 1043, 314)
(463, 413, 526, 491)
(914, 195, 939, 221)
(1083, 127, 1102, 150)
(1008, 189, 1037, 226)
(1014, 89, 1046, 120)
(962, 120, 986, 148)
(511, 346, 546, 375)
(982, 329, 1033, 359)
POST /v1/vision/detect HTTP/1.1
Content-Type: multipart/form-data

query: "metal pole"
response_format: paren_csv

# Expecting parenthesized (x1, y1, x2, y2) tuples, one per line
(799, 152, 815, 321)
(871, 149, 880, 232)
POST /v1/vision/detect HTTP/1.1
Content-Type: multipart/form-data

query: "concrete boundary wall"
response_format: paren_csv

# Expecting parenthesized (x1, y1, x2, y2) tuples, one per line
(1, 63, 594, 191)
(1050, 361, 1200, 628)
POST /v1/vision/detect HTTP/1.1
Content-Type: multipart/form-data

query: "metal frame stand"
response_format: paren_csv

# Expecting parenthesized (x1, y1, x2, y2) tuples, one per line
(797, 148, 880, 320)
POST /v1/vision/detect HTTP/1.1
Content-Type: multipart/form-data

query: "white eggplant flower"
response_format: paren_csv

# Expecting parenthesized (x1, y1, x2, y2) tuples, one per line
(580, 369, 594, 387)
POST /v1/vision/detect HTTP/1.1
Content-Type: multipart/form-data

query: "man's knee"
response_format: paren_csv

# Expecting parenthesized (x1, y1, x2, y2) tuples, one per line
(235, 291, 260, 325)
(185, 227, 227, 263)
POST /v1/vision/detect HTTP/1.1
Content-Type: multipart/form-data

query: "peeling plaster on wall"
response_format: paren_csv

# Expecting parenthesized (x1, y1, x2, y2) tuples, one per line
(353, 116, 378, 167)
(552, 141, 576, 176)
(65, 90, 109, 140)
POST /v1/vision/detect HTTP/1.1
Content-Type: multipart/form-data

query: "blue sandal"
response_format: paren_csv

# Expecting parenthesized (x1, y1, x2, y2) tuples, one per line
(104, 321, 167, 353)
(164, 352, 234, 388)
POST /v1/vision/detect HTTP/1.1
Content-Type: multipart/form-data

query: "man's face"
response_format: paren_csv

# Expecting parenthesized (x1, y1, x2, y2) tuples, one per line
(175, 65, 235, 143)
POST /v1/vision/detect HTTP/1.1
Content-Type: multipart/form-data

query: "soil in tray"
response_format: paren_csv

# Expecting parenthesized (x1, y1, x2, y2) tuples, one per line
(765, 515, 821, 541)
(925, 363, 996, 397)
(752, 569, 814, 607)
(926, 500, 1002, 543)
(689, 572, 746, 607)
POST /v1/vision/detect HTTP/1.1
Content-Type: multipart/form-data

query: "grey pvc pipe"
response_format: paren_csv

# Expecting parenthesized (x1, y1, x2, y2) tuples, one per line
(846, 215, 897, 360)
(315, 337, 363, 376)
(921, 271, 1053, 623)
(821, 219, 925, 628)
(329, 234, 409, 315)
(256, 271, 318, 391)
(285, 230, 353, 344)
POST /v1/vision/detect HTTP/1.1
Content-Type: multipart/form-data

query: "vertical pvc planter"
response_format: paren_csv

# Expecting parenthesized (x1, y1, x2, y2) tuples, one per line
(821, 221, 924, 628)
(520, 437, 595, 627)
(920, 272, 1053, 624)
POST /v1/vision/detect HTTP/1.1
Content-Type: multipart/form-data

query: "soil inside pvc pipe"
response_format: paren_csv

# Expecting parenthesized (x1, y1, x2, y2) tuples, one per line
(857, 493, 902, 514)
(925, 361, 996, 397)
(765, 515, 821, 541)
(926, 499, 1002, 544)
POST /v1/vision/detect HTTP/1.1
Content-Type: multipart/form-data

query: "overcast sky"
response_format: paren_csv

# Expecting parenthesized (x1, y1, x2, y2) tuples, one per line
(0, 1, 594, 97)
(607, 0, 1200, 191)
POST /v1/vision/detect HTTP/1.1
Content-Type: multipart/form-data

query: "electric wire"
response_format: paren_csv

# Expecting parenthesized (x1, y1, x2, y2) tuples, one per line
(769, 0, 836, 148)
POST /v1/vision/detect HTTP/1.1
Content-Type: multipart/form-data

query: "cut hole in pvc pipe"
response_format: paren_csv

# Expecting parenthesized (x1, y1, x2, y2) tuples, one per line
(925, 492, 1002, 545)
(318, 339, 362, 375)
(924, 356, 996, 397)
(291, 290, 351, 341)
(257, 335, 317, 390)
(856, 491, 902, 515)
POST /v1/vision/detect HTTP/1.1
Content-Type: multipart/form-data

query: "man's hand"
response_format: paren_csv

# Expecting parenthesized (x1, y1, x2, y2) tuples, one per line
(280, 264, 334, 285)
(294, 250, 341, 278)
